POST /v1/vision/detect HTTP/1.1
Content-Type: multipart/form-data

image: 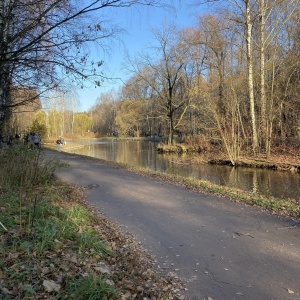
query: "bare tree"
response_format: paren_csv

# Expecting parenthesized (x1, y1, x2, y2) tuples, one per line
(193, 0, 300, 155)
(0, 0, 161, 131)
(129, 24, 191, 144)
(91, 89, 117, 135)
(255, 0, 300, 154)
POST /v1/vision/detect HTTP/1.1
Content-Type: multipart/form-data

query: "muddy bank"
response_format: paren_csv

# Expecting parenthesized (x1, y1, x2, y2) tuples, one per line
(157, 142, 300, 173)
(208, 155, 300, 173)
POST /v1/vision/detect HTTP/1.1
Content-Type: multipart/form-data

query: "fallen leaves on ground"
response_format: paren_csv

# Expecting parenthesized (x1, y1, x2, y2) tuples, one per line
(0, 187, 186, 300)
(85, 202, 186, 299)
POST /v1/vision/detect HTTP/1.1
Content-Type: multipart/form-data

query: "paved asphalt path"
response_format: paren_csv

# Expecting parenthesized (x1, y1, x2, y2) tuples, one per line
(46, 150, 300, 300)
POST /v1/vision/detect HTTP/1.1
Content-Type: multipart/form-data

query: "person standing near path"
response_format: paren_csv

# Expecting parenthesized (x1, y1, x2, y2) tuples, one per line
(33, 133, 41, 148)
(56, 138, 61, 151)
(56, 137, 64, 151)
(29, 132, 34, 149)
(15, 133, 20, 144)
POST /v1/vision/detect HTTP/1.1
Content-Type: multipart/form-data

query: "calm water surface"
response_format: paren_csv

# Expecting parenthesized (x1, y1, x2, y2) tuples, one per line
(67, 139, 300, 200)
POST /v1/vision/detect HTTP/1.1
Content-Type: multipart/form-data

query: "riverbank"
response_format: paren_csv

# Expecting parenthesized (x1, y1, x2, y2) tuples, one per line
(97, 158, 300, 220)
(43, 145, 300, 220)
(205, 154, 300, 172)
(43, 140, 300, 220)
(45, 139, 300, 174)
(157, 141, 300, 173)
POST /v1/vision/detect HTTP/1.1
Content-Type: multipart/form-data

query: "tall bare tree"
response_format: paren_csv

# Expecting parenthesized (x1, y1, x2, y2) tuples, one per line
(129, 24, 191, 144)
(193, 0, 300, 155)
(256, 0, 300, 154)
(0, 0, 161, 132)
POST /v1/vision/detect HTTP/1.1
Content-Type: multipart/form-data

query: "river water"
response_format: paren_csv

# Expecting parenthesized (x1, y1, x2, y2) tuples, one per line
(67, 139, 300, 200)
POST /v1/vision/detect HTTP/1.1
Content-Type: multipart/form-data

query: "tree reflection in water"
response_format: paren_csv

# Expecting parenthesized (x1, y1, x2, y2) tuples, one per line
(70, 139, 300, 200)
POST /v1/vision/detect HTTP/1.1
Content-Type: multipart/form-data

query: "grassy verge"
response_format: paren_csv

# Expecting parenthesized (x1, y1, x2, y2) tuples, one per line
(140, 170, 299, 220)
(95, 159, 300, 221)
(0, 146, 184, 300)
(43, 146, 300, 221)
(179, 176, 300, 219)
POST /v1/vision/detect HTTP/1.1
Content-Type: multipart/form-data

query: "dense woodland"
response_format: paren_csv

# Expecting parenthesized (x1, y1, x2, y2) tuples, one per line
(1, 1, 299, 165)
(89, 1, 300, 163)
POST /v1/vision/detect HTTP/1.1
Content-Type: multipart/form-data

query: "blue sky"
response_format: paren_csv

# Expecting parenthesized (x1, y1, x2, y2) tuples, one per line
(77, 1, 208, 111)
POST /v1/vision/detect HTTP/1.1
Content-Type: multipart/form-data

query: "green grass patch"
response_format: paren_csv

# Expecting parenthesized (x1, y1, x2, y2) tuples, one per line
(61, 274, 117, 300)
(0, 146, 117, 299)
(0, 146, 185, 299)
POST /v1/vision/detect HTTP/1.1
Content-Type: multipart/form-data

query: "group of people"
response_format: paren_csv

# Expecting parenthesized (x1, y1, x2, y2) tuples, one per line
(0, 132, 41, 149)
(0, 133, 34, 148)
(24, 132, 42, 149)
(0, 134, 13, 147)
(0, 132, 41, 148)
(1, 132, 67, 151)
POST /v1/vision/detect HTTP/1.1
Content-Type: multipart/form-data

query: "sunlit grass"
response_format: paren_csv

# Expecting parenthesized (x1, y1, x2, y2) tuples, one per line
(0, 146, 117, 299)
(61, 275, 117, 300)
(112, 161, 300, 219)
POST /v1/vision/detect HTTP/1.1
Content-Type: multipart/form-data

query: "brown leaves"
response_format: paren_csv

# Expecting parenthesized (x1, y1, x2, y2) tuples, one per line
(81, 204, 185, 299)
(0, 186, 186, 300)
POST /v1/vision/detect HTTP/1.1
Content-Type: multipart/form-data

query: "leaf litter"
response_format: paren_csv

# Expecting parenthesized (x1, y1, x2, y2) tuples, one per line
(0, 183, 186, 299)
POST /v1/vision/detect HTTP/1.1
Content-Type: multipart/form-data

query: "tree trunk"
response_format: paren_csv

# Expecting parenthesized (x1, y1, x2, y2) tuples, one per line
(259, 0, 267, 152)
(246, 0, 258, 155)
(168, 111, 174, 145)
